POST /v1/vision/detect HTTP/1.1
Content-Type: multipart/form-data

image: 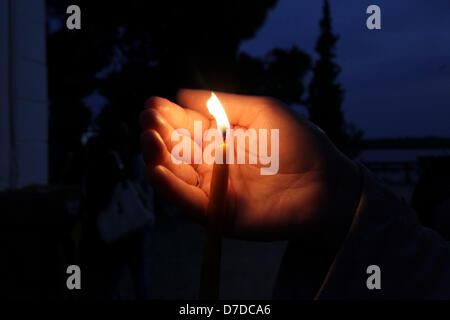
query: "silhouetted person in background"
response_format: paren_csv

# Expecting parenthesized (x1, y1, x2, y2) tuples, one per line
(84, 122, 152, 299)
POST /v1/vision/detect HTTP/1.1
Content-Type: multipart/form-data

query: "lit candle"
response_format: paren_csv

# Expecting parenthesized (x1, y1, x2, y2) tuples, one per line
(199, 93, 230, 300)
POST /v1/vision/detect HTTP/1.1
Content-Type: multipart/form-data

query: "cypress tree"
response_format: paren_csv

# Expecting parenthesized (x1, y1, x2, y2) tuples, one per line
(308, 0, 362, 156)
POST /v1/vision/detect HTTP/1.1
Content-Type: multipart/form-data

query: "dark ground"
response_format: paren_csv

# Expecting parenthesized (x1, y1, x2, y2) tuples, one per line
(148, 213, 287, 300)
(114, 184, 413, 300)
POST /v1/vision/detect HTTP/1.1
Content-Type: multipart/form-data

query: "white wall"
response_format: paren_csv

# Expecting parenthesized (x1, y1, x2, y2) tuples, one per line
(0, 0, 48, 190)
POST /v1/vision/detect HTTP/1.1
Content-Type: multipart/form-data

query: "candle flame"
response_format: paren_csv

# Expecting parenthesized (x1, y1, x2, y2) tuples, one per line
(207, 92, 230, 137)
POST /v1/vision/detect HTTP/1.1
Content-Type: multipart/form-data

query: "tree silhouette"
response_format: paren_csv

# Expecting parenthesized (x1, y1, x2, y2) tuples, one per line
(235, 47, 311, 104)
(307, 0, 362, 157)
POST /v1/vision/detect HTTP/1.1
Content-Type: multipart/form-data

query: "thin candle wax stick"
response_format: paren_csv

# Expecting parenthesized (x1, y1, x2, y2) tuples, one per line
(199, 142, 228, 300)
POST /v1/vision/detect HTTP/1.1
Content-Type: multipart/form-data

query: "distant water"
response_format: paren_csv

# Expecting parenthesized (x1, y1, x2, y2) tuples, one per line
(357, 149, 450, 162)
(356, 149, 450, 186)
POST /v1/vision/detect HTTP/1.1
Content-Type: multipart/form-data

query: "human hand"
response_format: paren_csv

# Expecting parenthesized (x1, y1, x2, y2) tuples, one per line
(140, 89, 361, 243)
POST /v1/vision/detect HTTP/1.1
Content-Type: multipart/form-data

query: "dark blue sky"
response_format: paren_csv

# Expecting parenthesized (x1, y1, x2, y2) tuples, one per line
(240, 0, 450, 138)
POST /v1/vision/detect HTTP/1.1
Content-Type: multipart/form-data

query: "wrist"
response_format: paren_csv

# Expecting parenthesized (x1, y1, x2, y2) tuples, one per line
(321, 155, 363, 248)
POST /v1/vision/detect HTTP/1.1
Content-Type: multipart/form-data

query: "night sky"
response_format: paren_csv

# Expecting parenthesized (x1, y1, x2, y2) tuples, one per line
(240, 0, 450, 138)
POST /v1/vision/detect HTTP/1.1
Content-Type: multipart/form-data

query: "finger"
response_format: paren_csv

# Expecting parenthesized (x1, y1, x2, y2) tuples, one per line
(140, 108, 203, 168)
(145, 165, 208, 220)
(143, 96, 211, 138)
(176, 89, 272, 127)
(141, 129, 198, 186)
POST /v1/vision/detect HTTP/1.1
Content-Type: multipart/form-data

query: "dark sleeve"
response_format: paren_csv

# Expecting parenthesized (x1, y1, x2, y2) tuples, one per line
(275, 165, 450, 299)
